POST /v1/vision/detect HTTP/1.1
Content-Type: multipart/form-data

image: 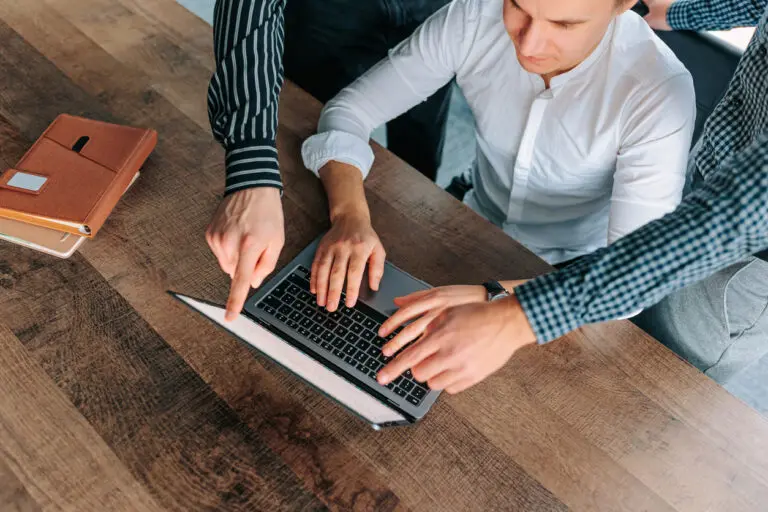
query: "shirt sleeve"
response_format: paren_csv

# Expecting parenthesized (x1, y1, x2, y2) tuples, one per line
(300, 0, 480, 178)
(208, 0, 285, 196)
(515, 131, 768, 343)
(608, 73, 696, 245)
(667, 0, 768, 31)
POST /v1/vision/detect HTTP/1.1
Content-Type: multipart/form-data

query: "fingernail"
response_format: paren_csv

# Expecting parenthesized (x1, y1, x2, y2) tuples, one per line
(378, 374, 389, 384)
(382, 349, 392, 357)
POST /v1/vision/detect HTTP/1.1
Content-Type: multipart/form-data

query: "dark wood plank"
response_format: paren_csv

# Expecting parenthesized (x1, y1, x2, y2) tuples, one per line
(0, 325, 162, 512)
(0, 458, 40, 512)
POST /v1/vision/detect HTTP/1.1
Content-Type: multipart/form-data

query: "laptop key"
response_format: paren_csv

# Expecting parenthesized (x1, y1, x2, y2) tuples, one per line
(322, 331, 335, 342)
(412, 387, 427, 399)
(279, 305, 292, 315)
(264, 306, 276, 315)
(303, 305, 315, 316)
(311, 324, 324, 335)
(341, 306, 354, 317)
(332, 348, 345, 358)
(288, 284, 301, 296)
(256, 302, 265, 309)
(406, 395, 421, 406)
(313, 311, 327, 322)
(309, 334, 320, 343)
(366, 346, 380, 357)
(352, 312, 365, 323)
(282, 294, 296, 306)
(356, 362, 368, 372)
(290, 311, 302, 322)
(394, 387, 407, 398)
(331, 337, 345, 348)
(343, 344, 356, 356)
(400, 380, 414, 392)
(300, 318, 313, 329)
(298, 327, 310, 337)
(334, 326, 348, 337)
(344, 355, 356, 365)
(362, 318, 377, 330)
(324, 319, 337, 330)
(320, 341, 332, 350)
(350, 323, 363, 334)
(354, 351, 368, 363)
(340, 317, 353, 327)
(287, 320, 299, 329)
(346, 332, 359, 343)
(276, 313, 288, 323)
(386, 382, 395, 390)
(360, 330, 375, 341)
(365, 358, 378, 369)
(264, 296, 282, 309)
(355, 338, 369, 350)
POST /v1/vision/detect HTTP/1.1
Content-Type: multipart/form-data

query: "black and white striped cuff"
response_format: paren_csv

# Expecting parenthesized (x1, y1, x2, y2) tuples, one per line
(224, 140, 283, 196)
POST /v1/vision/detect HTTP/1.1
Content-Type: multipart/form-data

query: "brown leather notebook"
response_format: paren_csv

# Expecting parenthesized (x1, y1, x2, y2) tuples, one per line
(0, 171, 140, 258)
(0, 114, 157, 237)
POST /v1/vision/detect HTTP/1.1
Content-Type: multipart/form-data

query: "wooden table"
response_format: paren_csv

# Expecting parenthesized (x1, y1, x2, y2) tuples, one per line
(1, 1, 767, 510)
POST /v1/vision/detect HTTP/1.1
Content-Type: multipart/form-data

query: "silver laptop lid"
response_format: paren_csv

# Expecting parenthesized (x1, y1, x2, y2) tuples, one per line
(172, 293, 408, 427)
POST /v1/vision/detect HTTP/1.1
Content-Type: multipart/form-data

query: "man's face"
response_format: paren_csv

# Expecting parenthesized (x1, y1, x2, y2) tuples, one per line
(503, 0, 631, 79)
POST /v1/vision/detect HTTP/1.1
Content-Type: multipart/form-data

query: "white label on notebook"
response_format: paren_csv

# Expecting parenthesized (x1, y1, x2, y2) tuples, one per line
(8, 172, 47, 192)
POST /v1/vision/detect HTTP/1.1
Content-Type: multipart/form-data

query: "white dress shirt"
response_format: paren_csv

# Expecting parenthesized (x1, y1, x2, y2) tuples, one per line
(301, 0, 695, 264)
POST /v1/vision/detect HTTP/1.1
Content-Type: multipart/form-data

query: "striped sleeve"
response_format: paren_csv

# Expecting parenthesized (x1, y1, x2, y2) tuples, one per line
(209, 0, 285, 195)
(667, 0, 767, 31)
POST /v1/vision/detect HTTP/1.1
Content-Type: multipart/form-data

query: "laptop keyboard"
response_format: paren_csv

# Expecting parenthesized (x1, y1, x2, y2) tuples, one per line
(255, 265, 430, 406)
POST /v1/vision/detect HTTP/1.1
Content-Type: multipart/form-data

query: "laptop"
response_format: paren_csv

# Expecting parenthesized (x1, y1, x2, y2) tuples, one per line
(170, 234, 442, 429)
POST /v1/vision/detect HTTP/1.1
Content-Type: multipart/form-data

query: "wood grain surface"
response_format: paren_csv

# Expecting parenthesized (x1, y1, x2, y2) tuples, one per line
(1, 1, 767, 510)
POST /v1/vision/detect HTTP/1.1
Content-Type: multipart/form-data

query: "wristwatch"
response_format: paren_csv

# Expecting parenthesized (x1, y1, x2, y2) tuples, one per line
(482, 280, 510, 302)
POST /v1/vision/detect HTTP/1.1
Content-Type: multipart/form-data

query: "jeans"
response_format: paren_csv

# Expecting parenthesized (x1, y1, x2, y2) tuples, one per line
(284, 0, 452, 181)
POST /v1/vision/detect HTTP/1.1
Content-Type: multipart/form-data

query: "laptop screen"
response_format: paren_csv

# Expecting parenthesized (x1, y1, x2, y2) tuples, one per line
(174, 294, 407, 426)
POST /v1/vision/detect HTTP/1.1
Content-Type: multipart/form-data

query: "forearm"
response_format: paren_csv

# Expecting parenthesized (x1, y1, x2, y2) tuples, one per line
(319, 162, 371, 223)
(667, 0, 767, 31)
(516, 135, 768, 343)
(209, 0, 285, 195)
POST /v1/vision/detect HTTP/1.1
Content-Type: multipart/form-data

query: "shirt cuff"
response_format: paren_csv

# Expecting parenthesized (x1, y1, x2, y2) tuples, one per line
(301, 131, 375, 179)
(224, 139, 282, 196)
(667, 1, 694, 30)
(514, 272, 582, 344)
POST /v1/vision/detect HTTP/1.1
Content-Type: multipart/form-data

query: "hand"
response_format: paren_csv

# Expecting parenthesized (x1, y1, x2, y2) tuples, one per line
(643, 0, 674, 31)
(378, 285, 488, 357)
(377, 295, 537, 394)
(378, 281, 530, 357)
(206, 187, 285, 321)
(311, 213, 386, 312)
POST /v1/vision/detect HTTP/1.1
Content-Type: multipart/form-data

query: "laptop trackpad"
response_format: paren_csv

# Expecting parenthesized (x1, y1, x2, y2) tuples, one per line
(174, 293, 407, 426)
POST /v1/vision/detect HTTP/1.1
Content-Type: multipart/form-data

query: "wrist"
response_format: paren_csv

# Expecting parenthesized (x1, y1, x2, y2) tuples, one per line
(495, 295, 537, 346)
(229, 185, 281, 204)
(320, 161, 370, 224)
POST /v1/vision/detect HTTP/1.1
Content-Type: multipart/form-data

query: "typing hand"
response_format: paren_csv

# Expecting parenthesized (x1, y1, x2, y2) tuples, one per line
(206, 187, 285, 321)
(377, 294, 536, 394)
(377, 286, 488, 357)
(642, 0, 674, 31)
(311, 212, 385, 312)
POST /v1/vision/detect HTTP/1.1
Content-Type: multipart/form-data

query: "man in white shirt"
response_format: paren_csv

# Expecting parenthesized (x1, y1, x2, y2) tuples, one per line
(300, 0, 694, 313)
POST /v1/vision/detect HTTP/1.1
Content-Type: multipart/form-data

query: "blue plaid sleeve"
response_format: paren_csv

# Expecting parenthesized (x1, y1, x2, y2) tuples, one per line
(667, 0, 767, 31)
(516, 132, 768, 343)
